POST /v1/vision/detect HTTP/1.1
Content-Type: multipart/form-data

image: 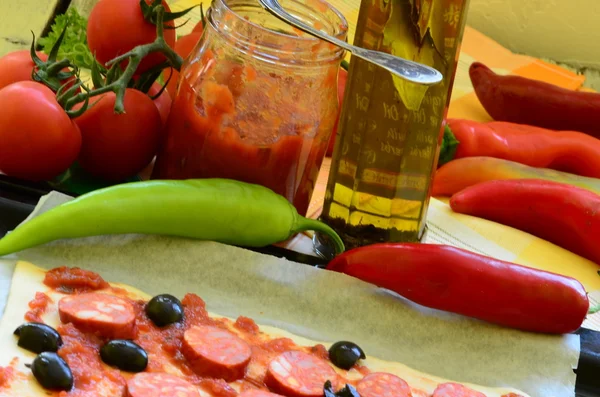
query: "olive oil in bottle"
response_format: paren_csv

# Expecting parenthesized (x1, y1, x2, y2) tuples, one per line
(315, 0, 470, 253)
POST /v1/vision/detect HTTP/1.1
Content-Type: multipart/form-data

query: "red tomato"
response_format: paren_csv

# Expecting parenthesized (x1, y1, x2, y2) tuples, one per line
(87, 0, 176, 74)
(0, 81, 81, 181)
(176, 32, 202, 60)
(148, 82, 172, 126)
(74, 89, 162, 181)
(192, 19, 205, 34)
(0, 50, 48, 90)
(326, 67, 347, 156)
(165, 32, 202, 98)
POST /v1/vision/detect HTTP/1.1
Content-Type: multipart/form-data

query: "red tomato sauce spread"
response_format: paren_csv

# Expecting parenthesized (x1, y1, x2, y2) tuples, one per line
(13, 268, 527, 397)
(41, 267, 359, 397)
(152, 51, 336, 215)
(235, 316, 260, 334)
(44, 266, 110, 293)
(310, 344, 330, 361)
(199, 378, 238, 397)
(24, 266, 522, 397)
(132, 293, 339, 394)
(0, 366, 14, 389)
(24, 292, 52, 323)
(57, 323, 126, 397)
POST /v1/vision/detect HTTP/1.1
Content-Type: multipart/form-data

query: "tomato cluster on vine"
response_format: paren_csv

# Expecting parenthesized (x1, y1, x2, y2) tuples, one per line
(0, 0, 205, 183)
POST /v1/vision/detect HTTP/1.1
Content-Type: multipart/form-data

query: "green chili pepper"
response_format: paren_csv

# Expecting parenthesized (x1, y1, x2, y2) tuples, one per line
(0, 179, 345, 256)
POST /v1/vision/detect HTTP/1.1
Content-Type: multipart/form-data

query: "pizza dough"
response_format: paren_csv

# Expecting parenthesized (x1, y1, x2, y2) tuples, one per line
(0, 261, 531, 397)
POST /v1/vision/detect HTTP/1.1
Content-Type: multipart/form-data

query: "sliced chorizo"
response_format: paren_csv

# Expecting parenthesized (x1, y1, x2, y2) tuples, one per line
(126, 372, 200, 397)
(264, 350, 338, 397)
(432, 383, 486, 397)
(58, 292, 136, 339)
(356, 372, 413, 397)
(239, 390, 285, 397)
(182, 325, 252, 381)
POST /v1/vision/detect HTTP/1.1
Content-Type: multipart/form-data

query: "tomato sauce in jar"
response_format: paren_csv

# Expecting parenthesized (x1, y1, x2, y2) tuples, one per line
(152, 0, 348, 215)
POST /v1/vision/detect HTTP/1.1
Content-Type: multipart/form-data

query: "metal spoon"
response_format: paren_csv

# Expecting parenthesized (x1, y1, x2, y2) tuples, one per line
(257, 0, 444, 85)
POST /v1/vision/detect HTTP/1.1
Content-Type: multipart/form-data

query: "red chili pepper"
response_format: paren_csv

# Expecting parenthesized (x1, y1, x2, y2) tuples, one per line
(450, 179, 600, 265)
(469, 62, 600, 137)
(445, 118, 600, 178)
(327, 243, 589, 334)
(432, 157, 600, 197)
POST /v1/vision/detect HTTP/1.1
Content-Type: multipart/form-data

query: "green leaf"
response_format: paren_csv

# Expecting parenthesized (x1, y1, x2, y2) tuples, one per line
(161, 5, 200, 23)
(200, 4, 206, 28)
(147, 74, 169, 99)
(438, 125, 460, 167)
(38, 8, 94, 70)
(141, 0, 158, 22)
(91, 60, 107, 89)
(171, 19, 192, 30)
(141, 0, 198, 25)
(47, 25, 68, 62)
(29, 32, 47, 69)
(589, 304, 600, 315)
(135, 68, 164, 93)
(105, 62, 124, 85)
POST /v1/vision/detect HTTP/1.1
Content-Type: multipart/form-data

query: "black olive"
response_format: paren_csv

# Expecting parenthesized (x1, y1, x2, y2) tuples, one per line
(324, 380, 336, 397)
(13, 323, 63, 354)
(100, 340, 148, 372)
(323, 381, 361, 397)
(31, 352, 73, 391)
(328, 341, 366, 370)
(145, 294, 184, 327)
(335, 384, 360, 397)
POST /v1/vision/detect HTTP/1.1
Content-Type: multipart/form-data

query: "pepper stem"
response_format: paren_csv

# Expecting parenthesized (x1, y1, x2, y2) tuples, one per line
(589, 304, 600, 315)
(291, 216, 345, 255)
(437, 125, 460, 167)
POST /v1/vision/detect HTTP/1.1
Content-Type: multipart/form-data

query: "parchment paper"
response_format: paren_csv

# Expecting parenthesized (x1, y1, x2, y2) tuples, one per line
(0, 191, 580, 397)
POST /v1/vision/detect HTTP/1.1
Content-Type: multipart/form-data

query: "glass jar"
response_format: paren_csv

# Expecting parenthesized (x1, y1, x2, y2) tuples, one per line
(152, 0, 348, 216)
(315, 0, 470, 253)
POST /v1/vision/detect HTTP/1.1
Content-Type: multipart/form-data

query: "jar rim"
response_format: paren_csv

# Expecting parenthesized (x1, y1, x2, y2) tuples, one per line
(208, 0, 349, 65)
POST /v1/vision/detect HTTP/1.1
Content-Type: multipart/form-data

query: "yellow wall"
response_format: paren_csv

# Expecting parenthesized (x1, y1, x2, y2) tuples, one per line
(466, 0, 600, 69)
(2, 0, 598, 74)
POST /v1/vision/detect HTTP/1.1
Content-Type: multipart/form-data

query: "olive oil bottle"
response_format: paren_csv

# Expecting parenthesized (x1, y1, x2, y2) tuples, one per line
(315, 0, 470, 253)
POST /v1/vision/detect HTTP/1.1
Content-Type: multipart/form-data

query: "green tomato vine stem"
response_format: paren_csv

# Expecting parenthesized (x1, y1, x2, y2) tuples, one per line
(63, 4, 185, 117)
(44, 59, 72, 77)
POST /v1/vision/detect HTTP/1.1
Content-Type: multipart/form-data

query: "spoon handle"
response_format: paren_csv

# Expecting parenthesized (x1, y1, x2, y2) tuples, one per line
(258, 0, 443, 85)
(351, 47, 443, 85)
